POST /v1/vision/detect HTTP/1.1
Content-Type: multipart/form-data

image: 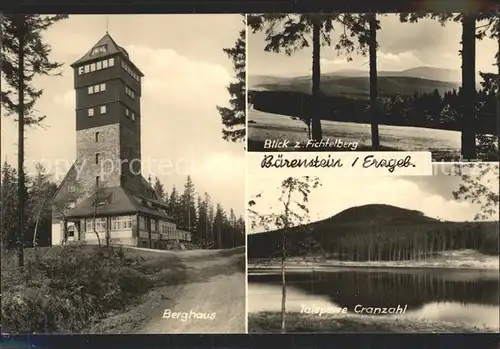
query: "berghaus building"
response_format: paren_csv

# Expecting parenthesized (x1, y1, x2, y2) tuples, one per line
(51, 33, 191, 249)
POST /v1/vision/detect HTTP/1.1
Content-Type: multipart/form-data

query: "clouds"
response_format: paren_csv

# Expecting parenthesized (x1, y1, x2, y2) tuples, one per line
(248, 169, 497, 233)
(0, 14, 245, 216)
(53, 90, 75, 109)
(248, 14, 498, 77)
(319, 51, 424, 72)
(377, 51, 424, 71)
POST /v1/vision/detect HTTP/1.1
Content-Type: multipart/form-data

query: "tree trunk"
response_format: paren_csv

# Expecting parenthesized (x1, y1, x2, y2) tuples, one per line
(280, 187, 293, 333)
(497, 22, 499, 137)
(62, 217, 68, 244)
(461, 13, 477, 160)
(33, 195, 48, 251)
(280, 231, 286, 333)
(33, 209, 42, 250)
(93, 206, 101, 247)
(311, 19, 323, 141)
(105, 217, 110, 246)
(17, 17, 26, 269)
(369, 13, 380, 149)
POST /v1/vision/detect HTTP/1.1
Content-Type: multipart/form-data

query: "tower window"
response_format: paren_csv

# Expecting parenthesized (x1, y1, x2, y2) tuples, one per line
(122, 62, 140, 82)
(88, 83, 106, 94)
(100, 105, 107, 114)
(96, 61, 102, 70)
(95, 153, 100, 164)
(103, 60, 109, 69)
(78, 66, 84, 75)
(108, 58, 115, 67)
(131, 112, 136, 121)
(96, 176, 100, 187)
(95, 132, 99, 142)
(91, 45, 107, 56)
(84, 65, 90, 73)
(125, 86, 135, 99)
(125, 108, 129, 117)
(90, 63, 96, 72)
(88, 108, 94, 117)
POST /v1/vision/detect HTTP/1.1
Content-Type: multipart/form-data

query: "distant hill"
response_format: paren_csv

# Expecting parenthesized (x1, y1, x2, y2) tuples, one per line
(248, 204, 499, 260)
(292, 66, 462, 81)
(249, 67, 462, 98)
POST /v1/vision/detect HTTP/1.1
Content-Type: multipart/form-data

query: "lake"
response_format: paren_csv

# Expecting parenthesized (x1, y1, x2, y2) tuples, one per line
(248, 267, 500, 330)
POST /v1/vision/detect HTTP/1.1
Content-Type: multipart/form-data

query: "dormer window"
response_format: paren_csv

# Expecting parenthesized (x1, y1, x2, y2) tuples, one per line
(91, 45, 107, 56)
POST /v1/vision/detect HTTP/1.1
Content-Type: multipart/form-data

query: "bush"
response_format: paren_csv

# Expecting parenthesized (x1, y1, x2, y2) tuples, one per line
(1, 243, 150, 333)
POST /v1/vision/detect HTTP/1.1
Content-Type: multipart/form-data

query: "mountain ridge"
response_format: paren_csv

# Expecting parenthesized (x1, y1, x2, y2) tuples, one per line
(247, 204, 499, 259)
(248, 66, 481, 97)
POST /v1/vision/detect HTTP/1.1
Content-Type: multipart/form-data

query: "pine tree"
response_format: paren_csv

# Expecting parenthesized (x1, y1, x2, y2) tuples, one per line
(1, 162, 19, 249)
(205, 193, 215, 248)
(213, 203, 225, 249)
(216, 16, 245, 143)
(237, 215, 246, 246)
(337, 13, 383, 148)
(248, 14, 342, 141)
(26, 163, 56, 249)
(196, 195, 208, 248)
(228, 208, 237, 248)
(153, 176, 166, 201)
(400, 11, 498, 160)
(180, 176, 197, 239)
(1, 14, 67, 267)
(168, 186, 179, 219)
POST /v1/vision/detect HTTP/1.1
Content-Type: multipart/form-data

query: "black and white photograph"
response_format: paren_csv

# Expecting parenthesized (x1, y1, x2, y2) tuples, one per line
(247, 163, 499, 333)
(0, 14, 246, 334)
(246, 13, 499, 161)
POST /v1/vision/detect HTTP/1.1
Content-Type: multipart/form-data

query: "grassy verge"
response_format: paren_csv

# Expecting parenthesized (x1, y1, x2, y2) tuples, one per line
(248, 311, 495, 333)
(1, 243, 186, 334)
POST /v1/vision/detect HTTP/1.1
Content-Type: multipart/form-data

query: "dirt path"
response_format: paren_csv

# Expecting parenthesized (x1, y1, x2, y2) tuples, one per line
(135, 247, 245, 334)
(86, 247, 246, 334)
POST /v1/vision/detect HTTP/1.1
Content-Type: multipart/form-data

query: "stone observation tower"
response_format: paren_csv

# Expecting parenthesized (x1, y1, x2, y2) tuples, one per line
(51, 33, 191, 248)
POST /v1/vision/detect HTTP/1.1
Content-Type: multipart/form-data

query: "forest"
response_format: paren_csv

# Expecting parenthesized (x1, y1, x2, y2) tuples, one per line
(247, 204, 499, 261)
(0, 161, 245, 250)
(249, 72, 498, 135)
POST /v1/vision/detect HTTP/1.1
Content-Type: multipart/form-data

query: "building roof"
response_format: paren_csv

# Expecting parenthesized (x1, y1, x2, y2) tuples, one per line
(65, 186, 175, 221)
(70, 33, 144, 77)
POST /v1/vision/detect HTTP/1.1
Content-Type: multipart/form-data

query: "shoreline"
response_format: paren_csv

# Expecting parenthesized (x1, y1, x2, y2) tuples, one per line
(248, 311, 498, 333)
(248, 254, 500, 272)
(248, 263, 500, 273)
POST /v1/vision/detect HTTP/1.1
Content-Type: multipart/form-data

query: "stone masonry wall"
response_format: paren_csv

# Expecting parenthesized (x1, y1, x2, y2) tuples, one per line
(76, 123, 122, 192)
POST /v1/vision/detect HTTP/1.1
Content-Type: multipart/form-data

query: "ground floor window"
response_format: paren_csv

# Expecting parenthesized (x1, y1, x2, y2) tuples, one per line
(111, 215, 132, 230)
(82, 217, 106, 232)
(67, 225, 75, 237)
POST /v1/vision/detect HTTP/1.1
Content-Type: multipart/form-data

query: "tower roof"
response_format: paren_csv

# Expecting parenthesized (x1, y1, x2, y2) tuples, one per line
(70, 33, 143, 76)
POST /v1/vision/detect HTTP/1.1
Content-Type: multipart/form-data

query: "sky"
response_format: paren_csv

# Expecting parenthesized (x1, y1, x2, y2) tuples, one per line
(247, 163, 500, 233)
(0, 14, 245, 216)
(248, 14, 498, 78)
